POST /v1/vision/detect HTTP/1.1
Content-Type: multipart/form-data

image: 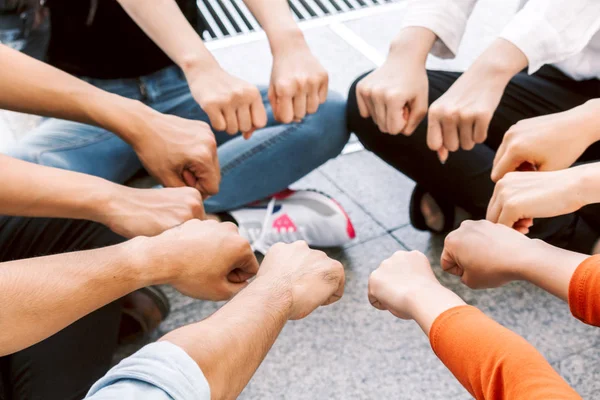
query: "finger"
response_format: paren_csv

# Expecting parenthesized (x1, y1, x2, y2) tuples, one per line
(426, 118, 444, 151)
(356, 90, 370, 118)
(473, 116, 489, 144)
(224, 280, 250, 297)
(224, 107, 239, 135)
(491, 151, 522, 183)
(182, 169, 198, 188)
(277, 95, 294, 124)
(373, 97, 388, 133)
(206, 107, 227, 132)
(403, 97, 428, 136)
(441, 118, 460, 152)
(237, 247, 260, 275)
(293, 91, 308, 120)
(324, 269, 345, 306)
(368, 294, 386, 311)
(318, 77, 328, 104)
(440, 248, 462, 276)
(459, 120, 475, 151)
(386, 100, 408, 135)
(227, 268, 256, 284)
(237, 106, 252, 134)
(497, 205, 519, 228)
(307, 90, 320, 114)
(250, 95, 267, 130)
(486, 185, 501, 222)
(268, 85, 278, 120)
(437, 147, 449, 164)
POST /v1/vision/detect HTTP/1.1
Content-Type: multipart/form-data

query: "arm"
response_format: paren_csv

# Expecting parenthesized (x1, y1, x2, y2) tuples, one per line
(242, 0, 329, 123)
(368, 251, 581, 400)
(0, 154, 205, 238)
(116, 0, 267, 137)
(0, 219, 259, 356)
(87, 242, 344, 400)
(0, 44, 219, 194)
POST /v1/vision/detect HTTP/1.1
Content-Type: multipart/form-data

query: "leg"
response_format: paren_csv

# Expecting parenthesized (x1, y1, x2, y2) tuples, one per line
(0, 216, 125, 400)
(5, 119, 142, 184)
(155, 82, 349, 213)
(348, 67, 597, 251)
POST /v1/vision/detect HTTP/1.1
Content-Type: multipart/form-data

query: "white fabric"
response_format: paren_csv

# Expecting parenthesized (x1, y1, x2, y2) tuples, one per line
(401, 0, 600, 80)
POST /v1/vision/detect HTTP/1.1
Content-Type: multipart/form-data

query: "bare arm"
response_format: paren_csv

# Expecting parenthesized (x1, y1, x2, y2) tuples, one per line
(0, 239, 157, 356)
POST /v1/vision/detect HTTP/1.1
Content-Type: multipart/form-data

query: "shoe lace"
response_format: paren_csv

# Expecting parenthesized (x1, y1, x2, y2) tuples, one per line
(251, 197, 277, 254)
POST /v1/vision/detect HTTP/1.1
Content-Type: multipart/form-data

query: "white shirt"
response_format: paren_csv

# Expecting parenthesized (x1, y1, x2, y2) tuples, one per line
(401, 0, 600, 80)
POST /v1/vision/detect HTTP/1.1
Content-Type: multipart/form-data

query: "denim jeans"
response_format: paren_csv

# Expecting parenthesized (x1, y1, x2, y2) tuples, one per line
(6, 65, 349, 213)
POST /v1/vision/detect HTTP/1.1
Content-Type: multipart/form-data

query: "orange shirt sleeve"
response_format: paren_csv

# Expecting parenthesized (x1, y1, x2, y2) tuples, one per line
(569, 255, 600, 326)
(430, 305, 580, 400)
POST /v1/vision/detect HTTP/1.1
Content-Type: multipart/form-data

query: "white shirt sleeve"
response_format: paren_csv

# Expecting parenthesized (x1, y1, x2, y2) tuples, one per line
(400, 0, 479, 59)
(499, 0, 600, 74)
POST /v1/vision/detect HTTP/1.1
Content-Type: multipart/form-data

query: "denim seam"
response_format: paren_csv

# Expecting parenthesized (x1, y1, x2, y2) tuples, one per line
(220, 123, 302, 176)
(36, 131, 117, 158)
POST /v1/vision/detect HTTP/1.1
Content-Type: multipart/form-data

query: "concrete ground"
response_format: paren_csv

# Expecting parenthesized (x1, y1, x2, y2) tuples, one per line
(2, 1, 599, 399)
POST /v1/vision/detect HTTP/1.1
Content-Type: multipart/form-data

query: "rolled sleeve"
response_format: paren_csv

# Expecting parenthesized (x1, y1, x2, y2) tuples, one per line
(86, 341, 210, 400)
(499, 0, 600, 74)
(401, 0, 479, 59)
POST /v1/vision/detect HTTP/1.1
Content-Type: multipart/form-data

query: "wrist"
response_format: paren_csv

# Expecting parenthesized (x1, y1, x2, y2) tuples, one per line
(248, 275, 294, 319)
(470, 38, 527, 85)
(98, 96, 155, 147)
(406, 283, 465, 336)
(389, 27, 437, 66)
(576, 100, 600, 144)
(119, 236, 173, 287)
(573, 164, 600, 208)
(269, 27, 307, 57)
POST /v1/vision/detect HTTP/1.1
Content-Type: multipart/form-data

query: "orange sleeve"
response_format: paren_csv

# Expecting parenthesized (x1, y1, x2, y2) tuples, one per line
(430, 305, 580, 400)
(569, 255, 600, 326)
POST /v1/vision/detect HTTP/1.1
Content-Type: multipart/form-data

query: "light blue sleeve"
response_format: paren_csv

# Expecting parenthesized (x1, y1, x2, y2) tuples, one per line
(85, 341, 210, 400)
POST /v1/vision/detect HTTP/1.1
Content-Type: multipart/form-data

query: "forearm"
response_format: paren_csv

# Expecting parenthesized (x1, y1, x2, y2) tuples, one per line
(388, 27, 438, 66)
(467, 38, 528, 84)
(0, 154, 121, 223)
(0, 44, 149, 145)
(242, 0, 304, 55)
(0, 238, 163, 355)
(116, 0, 218, 76)
(160, 278, 291, 400)
(430, 305, 580, 399)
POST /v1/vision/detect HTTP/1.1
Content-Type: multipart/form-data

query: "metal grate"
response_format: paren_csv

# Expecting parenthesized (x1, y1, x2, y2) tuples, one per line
(198, 0, 399, 40)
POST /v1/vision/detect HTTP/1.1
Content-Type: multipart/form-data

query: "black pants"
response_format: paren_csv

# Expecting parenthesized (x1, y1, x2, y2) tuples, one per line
(347, 66, 600, 253)
(0, 216, 125, 400)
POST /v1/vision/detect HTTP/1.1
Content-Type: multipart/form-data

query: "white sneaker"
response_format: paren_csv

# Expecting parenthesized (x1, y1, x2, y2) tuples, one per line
(230, 189, 356, 254)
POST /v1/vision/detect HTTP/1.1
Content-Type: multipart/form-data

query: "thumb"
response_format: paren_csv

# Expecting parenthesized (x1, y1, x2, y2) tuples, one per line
(441, 248, 462, 277)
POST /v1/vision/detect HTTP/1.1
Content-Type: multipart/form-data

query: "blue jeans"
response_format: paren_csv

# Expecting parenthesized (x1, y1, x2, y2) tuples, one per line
(6, 66, 349, 213)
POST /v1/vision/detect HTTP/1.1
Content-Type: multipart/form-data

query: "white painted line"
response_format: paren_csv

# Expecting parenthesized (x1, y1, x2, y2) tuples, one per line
(329, 21, 385, 65)
(196, 0, 224, 38)
(342, 141, 364, 154)
(220, 0, 250, 33)
(205, 1, 405, 50)
(232, 0, 261, 30)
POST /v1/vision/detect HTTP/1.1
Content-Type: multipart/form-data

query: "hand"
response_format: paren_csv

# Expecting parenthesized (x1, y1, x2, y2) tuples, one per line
(128, 111, 220, 198)
(427, 67, 503, 158)
(101, 186, 205, 238)
(257, 241, 345, 320)
(441, 220, 536, 289)
(368, 251, 440, 319)
(487, 169, 583, 234)
(187, 66, 267, 138)
(491, 101, 600, 182)
(146, 219, 259, 300)
(355, 52, 428, 135)
(269, 39, 329, 123)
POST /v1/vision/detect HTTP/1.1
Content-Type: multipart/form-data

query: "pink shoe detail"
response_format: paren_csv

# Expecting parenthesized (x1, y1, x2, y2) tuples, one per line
(272, 188, 296, 200)
(331, 199, 356, 239)
(272, 214, 297, 233)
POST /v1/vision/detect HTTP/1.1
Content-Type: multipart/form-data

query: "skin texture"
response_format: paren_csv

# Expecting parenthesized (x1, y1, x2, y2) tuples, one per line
(161, 241, 345, 400)
(117, 0, 328, 137)
(491, 99, 600, 182)
(0, 219, 258, 356)
(0, 44, 220, 197)
(442, 220, 588, 301)
(427, 39, 528, 162)
(356, 27, 435, 136)
(0, 155, 205, 238)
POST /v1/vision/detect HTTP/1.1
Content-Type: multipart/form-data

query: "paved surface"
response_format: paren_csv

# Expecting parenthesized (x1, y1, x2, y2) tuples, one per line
(2, 1, 600, 399)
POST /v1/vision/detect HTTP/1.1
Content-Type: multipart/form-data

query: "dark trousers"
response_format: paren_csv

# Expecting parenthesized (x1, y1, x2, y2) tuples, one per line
(347, 66, 600, 253)
(0, 216, 125, 400)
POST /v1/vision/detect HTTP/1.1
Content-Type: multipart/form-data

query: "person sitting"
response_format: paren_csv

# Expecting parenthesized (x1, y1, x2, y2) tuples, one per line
(347, 0, 600, 253)
(8, 0, 354, 256)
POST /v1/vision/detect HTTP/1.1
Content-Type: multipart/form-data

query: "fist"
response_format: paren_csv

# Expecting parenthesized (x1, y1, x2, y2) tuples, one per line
(104, 186, 205, 238)
(258, 241, 345, 320)
(150, 219, 259, 301)
(441, 220, 533, 289)
(368, 251, 437, 319)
